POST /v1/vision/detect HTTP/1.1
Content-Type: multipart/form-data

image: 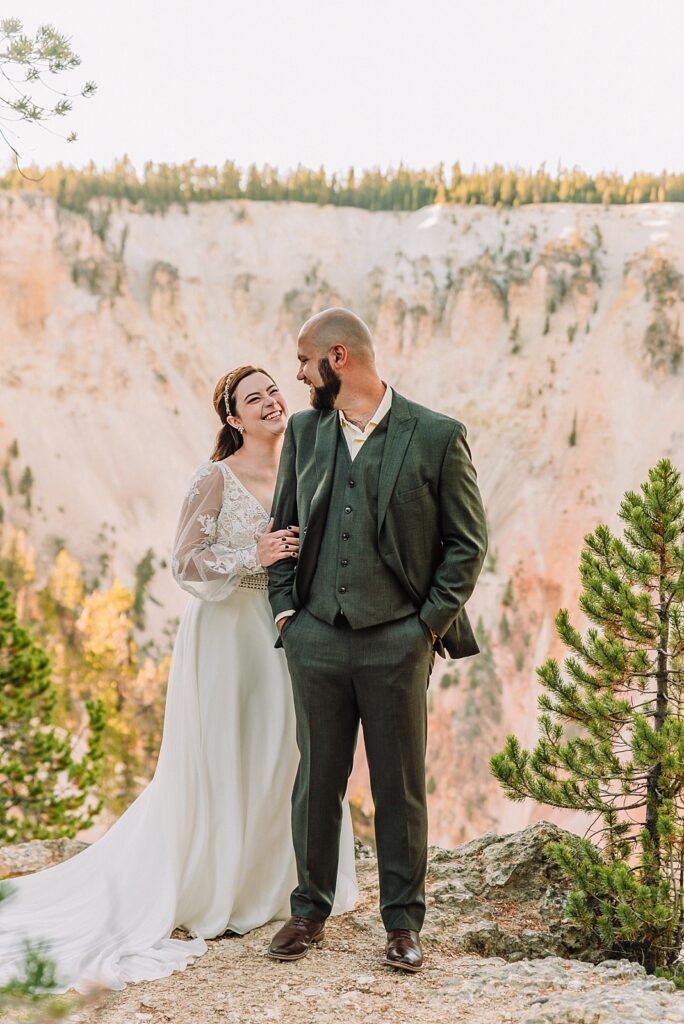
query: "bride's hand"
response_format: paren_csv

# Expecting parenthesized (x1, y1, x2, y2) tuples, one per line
(257, 519, 300, 567)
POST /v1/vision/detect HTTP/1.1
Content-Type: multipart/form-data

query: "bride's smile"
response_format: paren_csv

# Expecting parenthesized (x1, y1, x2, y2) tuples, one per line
(227, 371, 288, 441)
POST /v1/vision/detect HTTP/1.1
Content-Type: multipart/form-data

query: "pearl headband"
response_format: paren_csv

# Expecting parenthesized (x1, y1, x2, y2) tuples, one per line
(223, 369, 240, 410)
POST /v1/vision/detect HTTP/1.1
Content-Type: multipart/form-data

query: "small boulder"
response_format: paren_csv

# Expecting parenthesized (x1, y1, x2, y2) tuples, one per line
(424, 821, 602, 961)
(0, 839, 88, 880)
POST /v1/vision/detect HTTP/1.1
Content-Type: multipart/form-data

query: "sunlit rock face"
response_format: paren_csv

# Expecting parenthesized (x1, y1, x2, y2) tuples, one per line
(1, 193, 683, 844)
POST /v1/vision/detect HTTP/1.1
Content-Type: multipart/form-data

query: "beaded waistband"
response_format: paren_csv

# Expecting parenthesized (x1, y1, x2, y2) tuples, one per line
(239, 571, 269, 591)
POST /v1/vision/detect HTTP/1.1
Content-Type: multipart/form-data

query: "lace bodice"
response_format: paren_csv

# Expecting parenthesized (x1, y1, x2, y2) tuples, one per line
(172, 460, 270, 601)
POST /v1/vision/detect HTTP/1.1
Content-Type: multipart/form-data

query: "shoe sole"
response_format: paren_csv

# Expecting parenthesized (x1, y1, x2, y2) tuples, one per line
(384, 957, 423, 973)
(267, 934, 325, 961)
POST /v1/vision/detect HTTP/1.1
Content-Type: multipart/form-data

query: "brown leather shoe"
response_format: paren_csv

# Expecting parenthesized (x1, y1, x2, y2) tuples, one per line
(267, 916, 326, 961)
(385, 929, 423, 972)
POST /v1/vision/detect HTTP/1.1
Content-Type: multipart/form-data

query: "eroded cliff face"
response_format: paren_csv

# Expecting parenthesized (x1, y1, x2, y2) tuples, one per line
(1, 193, 683, 844)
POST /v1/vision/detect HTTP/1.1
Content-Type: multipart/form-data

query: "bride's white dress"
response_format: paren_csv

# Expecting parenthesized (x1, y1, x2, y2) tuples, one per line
(0, 460, 358, 993)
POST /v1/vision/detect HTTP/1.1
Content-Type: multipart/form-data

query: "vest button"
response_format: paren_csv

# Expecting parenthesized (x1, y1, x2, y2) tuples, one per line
(342, 532, 349, 540)
(340, 559, 349, 567)
(339, 586, 347, 593)
(348, 479, 355, 487)
(344, 506, 352, 514)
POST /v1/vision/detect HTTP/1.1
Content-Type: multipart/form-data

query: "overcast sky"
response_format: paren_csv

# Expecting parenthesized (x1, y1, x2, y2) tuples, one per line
(7, 0, 684, 177)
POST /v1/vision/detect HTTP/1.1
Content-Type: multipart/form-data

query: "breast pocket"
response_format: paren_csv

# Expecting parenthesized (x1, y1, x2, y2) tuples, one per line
(394, 481, 431, 505)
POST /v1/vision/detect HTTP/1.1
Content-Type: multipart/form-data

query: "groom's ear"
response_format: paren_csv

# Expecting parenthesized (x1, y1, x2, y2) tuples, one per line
(330, 344, 348, 369)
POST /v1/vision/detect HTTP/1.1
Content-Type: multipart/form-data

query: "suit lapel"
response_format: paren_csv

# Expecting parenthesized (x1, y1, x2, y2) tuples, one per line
(298, 411, 339, 590)
(377, 392, 417, 531)
(313, 409, 340, 488)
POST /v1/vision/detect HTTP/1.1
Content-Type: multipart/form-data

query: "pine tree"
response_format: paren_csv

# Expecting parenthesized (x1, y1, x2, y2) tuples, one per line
(0, 576, 105, 843)
(491, 459, 684, 974)
(0, 17, 96, 164)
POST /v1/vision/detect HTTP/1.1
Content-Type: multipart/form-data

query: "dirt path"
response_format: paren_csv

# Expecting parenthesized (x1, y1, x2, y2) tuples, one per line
(70, 862, 683, 1024)
(75, 912, 530, 1024)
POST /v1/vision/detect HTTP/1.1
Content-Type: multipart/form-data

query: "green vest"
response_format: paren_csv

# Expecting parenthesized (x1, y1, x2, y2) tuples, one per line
(306, 416, 415, 628)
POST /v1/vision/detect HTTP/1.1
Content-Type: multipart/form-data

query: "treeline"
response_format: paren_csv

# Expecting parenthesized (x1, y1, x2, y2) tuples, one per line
(2, 157, 684, 213)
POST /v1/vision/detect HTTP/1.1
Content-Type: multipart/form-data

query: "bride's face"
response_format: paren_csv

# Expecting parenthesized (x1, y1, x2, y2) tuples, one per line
(231, 372, 288, 439)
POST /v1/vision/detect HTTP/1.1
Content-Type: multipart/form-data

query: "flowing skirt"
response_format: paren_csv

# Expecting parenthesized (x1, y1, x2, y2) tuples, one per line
(0, 587, 358, 992)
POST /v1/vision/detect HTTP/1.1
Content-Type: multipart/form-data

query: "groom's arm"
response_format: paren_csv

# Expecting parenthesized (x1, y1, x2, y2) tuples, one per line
(419, 422, 488, 639)
(268, 417, 299, 620)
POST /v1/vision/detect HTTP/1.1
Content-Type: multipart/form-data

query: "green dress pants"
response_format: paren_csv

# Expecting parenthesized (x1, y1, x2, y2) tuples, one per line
(281, 608, 433, 932)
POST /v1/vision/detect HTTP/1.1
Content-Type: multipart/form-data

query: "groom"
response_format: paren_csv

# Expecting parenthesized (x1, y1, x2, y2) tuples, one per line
(267, 308, 487, 971)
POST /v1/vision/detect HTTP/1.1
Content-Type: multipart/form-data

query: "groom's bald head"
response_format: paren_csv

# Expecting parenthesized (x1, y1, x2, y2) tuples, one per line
(298, 307, 375, 363)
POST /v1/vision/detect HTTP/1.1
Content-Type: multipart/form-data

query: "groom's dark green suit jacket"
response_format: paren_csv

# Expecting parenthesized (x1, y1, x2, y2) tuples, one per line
(269, 391, 488, 659)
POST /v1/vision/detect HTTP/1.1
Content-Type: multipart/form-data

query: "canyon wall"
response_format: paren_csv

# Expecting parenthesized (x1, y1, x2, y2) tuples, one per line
(1, 193, 683, 843)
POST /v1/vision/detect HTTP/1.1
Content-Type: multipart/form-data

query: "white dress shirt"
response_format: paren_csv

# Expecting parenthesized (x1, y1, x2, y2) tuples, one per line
(338, 385, 393, 461)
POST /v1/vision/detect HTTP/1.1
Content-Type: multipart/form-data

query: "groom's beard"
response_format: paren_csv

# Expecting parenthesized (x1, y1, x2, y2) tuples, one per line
(310, 357, 342, 411)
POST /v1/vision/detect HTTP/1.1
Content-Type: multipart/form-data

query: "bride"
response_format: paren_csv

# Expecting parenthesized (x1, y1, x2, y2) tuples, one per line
(0, 365, 358, 993)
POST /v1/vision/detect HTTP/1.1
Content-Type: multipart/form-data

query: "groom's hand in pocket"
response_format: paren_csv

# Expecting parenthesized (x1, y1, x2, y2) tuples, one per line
(276, 611, 296, 635)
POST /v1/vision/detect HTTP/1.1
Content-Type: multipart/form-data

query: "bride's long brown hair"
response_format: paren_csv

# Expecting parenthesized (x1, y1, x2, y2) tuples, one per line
(211, 365, 277, 461)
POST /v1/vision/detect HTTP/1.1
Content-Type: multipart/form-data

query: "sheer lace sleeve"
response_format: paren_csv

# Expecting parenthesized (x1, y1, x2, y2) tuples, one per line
(172, 462, 261, 601)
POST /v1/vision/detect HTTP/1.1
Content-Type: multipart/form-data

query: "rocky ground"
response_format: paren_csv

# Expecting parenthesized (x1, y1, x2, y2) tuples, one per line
(2, 824, 683, 1023)
(57, 924, 683, 1024)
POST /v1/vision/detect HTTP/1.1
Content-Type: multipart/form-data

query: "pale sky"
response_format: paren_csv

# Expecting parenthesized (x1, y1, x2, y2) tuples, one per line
(7, 0, 684, 177)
